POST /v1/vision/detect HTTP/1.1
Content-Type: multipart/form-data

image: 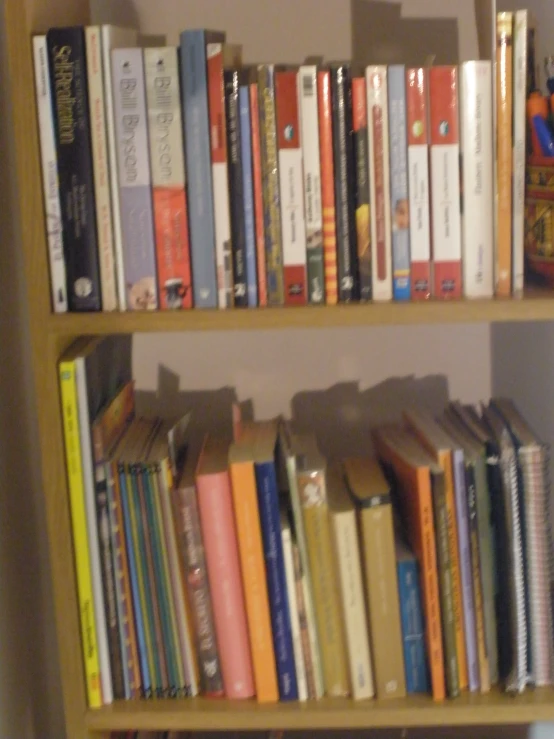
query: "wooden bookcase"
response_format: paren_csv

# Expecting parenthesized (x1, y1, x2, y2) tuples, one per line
(5, 0, 554, 736)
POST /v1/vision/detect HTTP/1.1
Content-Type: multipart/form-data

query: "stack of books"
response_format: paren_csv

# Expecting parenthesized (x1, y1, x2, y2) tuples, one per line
(60, 337, 554, 706)
(34, 12, 532, 314)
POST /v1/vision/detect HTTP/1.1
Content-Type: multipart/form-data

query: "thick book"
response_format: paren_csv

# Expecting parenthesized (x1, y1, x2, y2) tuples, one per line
(180, 30, 225, 309)
(344, 456, 406, 699)
(395, 535, 429, 694)
(327, 462, 374, 700)
(47, 27, 101, 311)
(299, 65, 325, 304)
(352, 76, 371, 301)
(32, 35, 67, 312)
(144, 47, 192, 310)
(85, 26, 117, 311)
(196, 435, 254, 698)
(249, 81, 268, 306)
(388, 65, 411, 301)
(406, 68, 431, 300)
(429, 66, 462, 299)
(330, 63, 359, 302)
(512, 11, 528, 297)
(111, 48, 158, 311)
(318, 69, 339, 304)
(258, 64, 285, 305)
(229, 440, 279, 702)
(366, 66, 392, 301)
(100, 25, 138, 310)
(239, 84, 258, 307)
(496, 12, 513, 297)
(276, 68, 308, 305)
(460, 61, 494, 299)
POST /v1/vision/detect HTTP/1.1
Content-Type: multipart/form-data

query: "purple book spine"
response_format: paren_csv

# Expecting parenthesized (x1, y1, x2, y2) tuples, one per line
(111, 48, 158, 310)
(452, 448, 479, 692)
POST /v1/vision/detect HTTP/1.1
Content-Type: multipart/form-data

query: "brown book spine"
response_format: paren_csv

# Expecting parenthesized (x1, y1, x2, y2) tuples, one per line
(496, 12, 513, 296)
(317, 69, 338, 304)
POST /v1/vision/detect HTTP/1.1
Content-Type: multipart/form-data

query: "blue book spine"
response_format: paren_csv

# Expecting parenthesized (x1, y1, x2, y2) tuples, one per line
(388, 64, 411, 301)
(254, 460, 298, 700)
(180, 30, 218, 308)
(397, 557, 429, 693)
(239, 85, 258, 307)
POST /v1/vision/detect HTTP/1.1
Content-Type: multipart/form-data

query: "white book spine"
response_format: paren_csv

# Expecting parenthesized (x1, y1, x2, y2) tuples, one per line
(281, 516, 308, 701)
(101, 25, 139, 310)
(332, 511, 374, 700)
(513, 10, 528, 297)
(32, 35, 68, 313)
(461, 61, 494, 298)
(408, 146, 431, 260)
(430, 145, 462, 258)
(85, 26, 117, 311)
(75, 354, 113, 704)
(279, 147, 308, 291)
(366, 66, 393, 301)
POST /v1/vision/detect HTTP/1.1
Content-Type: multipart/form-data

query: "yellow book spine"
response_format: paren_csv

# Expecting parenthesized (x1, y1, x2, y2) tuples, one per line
(59, 360, 102, 708)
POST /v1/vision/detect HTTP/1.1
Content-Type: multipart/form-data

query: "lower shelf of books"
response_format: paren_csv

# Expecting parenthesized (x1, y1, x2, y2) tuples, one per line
(85, 691, 554, 732)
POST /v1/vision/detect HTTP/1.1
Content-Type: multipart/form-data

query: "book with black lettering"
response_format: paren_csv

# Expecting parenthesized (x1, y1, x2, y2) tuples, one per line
(47, 26, 101, 311)
(330, 63, 359, 302)
(224, 68, 248, 307)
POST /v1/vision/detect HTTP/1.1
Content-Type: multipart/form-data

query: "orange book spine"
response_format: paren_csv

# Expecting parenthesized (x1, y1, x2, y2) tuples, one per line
(440, 450, 468, 690)
(496, 12, 514, 296)
(229, 456, 279, 702)
(317, 70, 338, 305)
(250, 82, 268, 307)
(153, 189, 193, 309)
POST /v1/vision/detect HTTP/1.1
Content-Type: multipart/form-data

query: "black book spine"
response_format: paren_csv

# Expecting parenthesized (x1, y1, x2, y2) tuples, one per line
(47, 27, 101, 311)
(353, 79, 372, 301)
(330, 65, 359, 302)
(224, 68, 248, 307)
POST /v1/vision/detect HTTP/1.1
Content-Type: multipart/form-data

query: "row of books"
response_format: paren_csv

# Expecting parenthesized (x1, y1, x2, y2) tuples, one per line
(35, 13, 531, 315)
(60, 337, 554, 707)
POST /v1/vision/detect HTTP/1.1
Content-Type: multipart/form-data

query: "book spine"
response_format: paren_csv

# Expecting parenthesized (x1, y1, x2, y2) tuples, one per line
(297, 470, 349, 697)
(239, 85, 258, 307)
(255, 461, 298, 700)
(512, 11, 528, 297)
(174, 485, 224, 696)
(496, 13, 513, 297)
(366, 66, 393, 301)
(144, 47, 192, 310)
(258, 65, 284, 305)
(331, 65, 359, 302)
(406, 68, 431, 300)
(250, 83, 268, 306)
(317, 70, 338, 305)
(180, 30, 218, 308)
(32, 35, 67, 313)
(47, 28, 101, 311)
(352, 76, 371, 301)
(299, 65, 325, 304)
(388, 65, 411, 301)
(397, 558, 429, 694)
(466, 464, 490, 692)
(85, 26, 117, 311)
(275, 69, 308, 305)
(196, 470, 255, 698)
(111, 48, 158, 311)
(461, 61, 494, 299)
(225, 69, 248, 306)
(429, 66, 462, 299)
(332, 511, 374, 700)
(59, 359, 102, 707)
(432, 473, 460, 697)
(478, 455, 499, 684)
(207, 43, 234, 308)
(293, 541, 317, 699)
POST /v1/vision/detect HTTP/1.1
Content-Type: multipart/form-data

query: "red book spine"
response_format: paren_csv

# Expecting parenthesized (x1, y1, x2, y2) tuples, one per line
(250, 82, 268, 307)
(153, 189, 193, 309)
(318, 70, 338, 305)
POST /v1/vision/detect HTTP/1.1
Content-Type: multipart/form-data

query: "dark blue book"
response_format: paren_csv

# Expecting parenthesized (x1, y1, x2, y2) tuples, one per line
(239, 84, 258, 307)
(252, 421, 298, 700)
(395, 535, 429, 694)
(180, 30, 225, 308)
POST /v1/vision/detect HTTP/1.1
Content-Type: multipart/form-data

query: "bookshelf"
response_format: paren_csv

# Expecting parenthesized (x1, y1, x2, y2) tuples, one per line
(5, 0, 554, 736)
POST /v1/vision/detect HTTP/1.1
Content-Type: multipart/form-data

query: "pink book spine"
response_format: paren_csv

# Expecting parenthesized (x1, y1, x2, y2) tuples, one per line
(196, 469, 255, 698)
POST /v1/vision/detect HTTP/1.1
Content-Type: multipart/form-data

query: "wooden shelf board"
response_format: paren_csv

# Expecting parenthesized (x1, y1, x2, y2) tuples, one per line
(85, 690, 554, 732)
(48, 289, 554, 336)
